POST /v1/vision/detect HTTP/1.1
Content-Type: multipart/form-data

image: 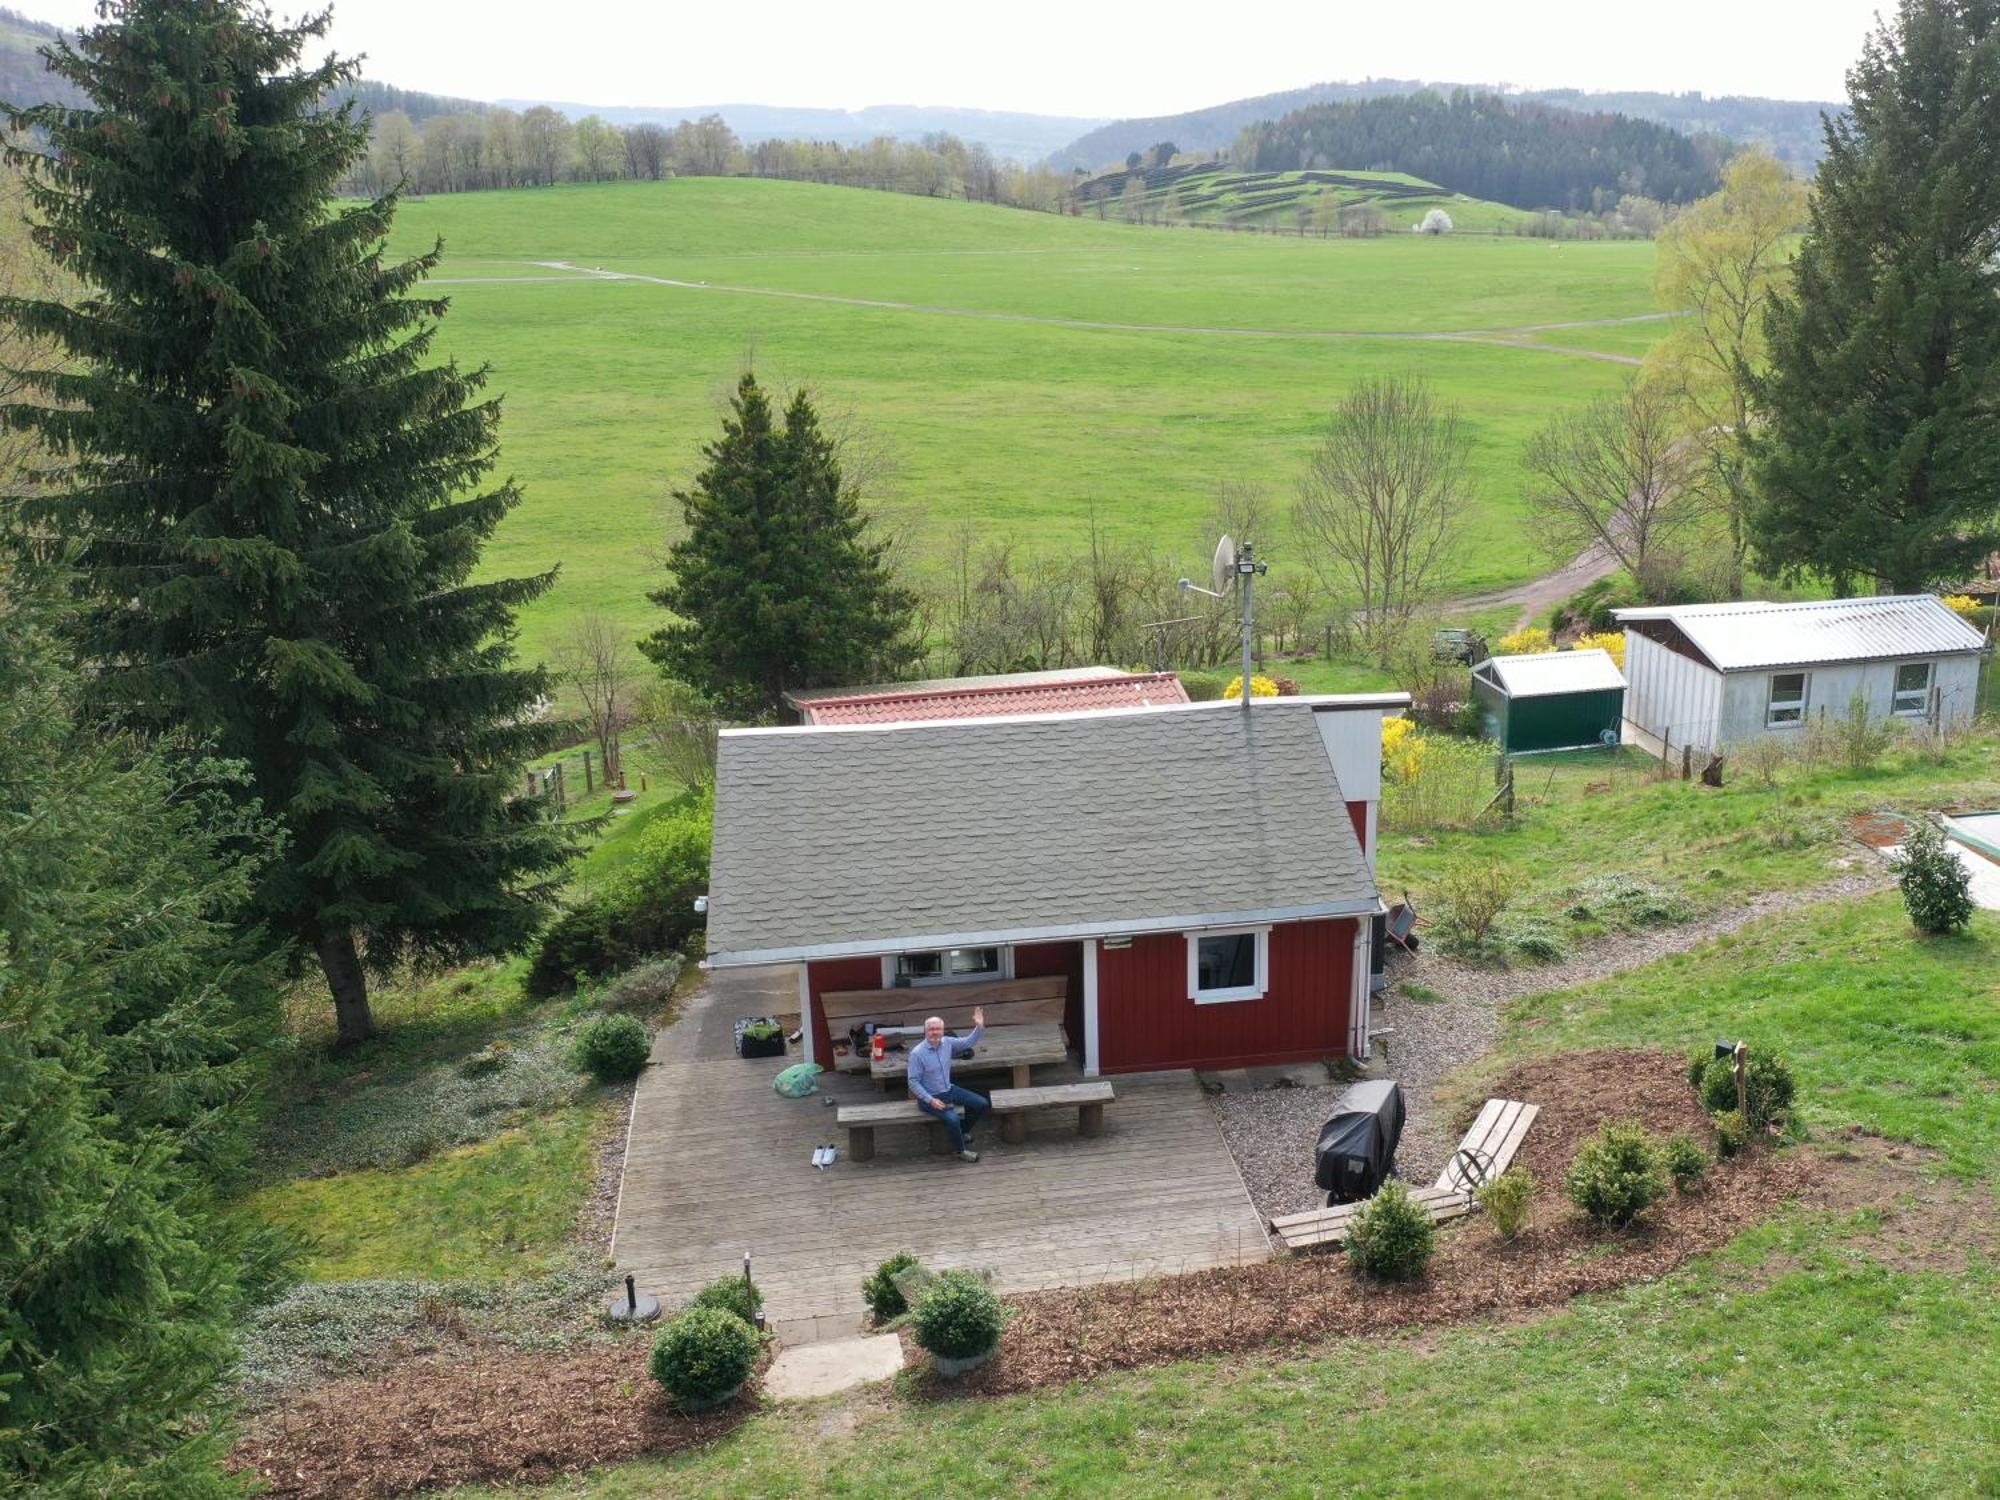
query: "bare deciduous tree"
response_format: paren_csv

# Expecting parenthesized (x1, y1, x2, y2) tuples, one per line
(632, 677, 719, 789)
(1519, 374, 1707, 601)
(1292, 376, 1468, 668)
(551, 611, 636, 785)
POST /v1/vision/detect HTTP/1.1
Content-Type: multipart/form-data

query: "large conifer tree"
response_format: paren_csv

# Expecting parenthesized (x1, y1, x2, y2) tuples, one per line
(1746, 0, 2000, 592)
(1, 0, 571, 1044)
(643, 372, 917, 717)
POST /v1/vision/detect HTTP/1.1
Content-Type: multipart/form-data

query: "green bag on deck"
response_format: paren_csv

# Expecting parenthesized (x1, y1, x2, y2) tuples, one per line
(773, 1062, 823, 1098)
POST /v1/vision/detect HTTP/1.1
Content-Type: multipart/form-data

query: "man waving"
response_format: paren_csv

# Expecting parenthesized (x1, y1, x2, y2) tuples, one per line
(906, 1007, 987, 1162)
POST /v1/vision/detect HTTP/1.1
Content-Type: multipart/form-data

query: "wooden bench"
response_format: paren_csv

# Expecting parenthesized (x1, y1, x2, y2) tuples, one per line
(1269, 1184, 1472, 1252)
(824, 976, 1068, 1073)
(1436, 1098, 1539, 1194)
(837, 1099, 951, 1161)
(986, 1081, 1115, 1144)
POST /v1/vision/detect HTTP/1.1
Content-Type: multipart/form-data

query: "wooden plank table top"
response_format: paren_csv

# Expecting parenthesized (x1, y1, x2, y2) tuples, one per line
(870, 1021, 1068, 1090)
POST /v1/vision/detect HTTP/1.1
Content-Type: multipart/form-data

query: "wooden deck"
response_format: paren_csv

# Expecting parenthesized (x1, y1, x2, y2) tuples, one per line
(613, 971, 1271, 1342)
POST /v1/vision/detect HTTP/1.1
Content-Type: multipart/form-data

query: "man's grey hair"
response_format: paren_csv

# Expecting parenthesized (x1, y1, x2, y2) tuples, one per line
(925, 1016, 944, 1029)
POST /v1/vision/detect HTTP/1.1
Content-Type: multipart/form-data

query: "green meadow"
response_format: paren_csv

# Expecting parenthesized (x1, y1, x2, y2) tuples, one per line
(385, 178, 1669, 661)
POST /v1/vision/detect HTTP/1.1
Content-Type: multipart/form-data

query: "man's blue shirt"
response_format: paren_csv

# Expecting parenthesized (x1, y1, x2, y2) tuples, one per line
(907, 1025, 983, 1103)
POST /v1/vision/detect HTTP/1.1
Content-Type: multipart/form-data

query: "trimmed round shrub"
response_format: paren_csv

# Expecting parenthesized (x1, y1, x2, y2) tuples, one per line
(911, 1270, 1005, 1360)
(691, 1275, 758, 1325)
(1712, 1109, 1748, 1159)
(861, 1251, 921, 1323)
(1565, 1122, 1669, 1227)
(571, 1013, 651, 1082)
(1696, 1051, 1795, 1128)
(1892, 818, 1974, 935)
(648, 1306, 758, 1408)
(1345, 1181, 1437, 1281)
(1476, 1166, 1534, 1242)
(1662, 1133, 1708, 1190)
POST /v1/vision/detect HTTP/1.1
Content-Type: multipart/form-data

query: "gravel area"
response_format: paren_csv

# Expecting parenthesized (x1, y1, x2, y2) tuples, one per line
(1212, 869, 1891, 1224)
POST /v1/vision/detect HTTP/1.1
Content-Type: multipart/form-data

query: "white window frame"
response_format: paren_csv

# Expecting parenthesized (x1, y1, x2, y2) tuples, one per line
(1186, 926, 1270, 1005)
(1765, 671, 1810, 729)
(882, 945, 1013, 988)
(1891, 660, 1933, 717)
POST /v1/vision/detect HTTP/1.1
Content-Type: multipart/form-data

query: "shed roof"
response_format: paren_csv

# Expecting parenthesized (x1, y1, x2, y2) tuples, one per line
(705, 700, 1378, 968)
(796, 670, 1189, 725)
(786, 665, 1127, 707)
(1476, 648, 1626, 698)
(1614, 596, 1987, 672)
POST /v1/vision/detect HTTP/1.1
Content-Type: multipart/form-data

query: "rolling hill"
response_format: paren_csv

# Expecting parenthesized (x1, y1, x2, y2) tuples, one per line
(1073, 161, 1536, 233)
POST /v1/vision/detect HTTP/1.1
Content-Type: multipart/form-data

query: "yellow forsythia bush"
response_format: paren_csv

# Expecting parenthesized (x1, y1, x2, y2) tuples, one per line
(1380, 715, 1425, 784)
(1940, 594, 1980, 619)
(1495, 627, 1553, 655)
(1221, 674, 1281, 699)
(1574, 630, 1626, 669)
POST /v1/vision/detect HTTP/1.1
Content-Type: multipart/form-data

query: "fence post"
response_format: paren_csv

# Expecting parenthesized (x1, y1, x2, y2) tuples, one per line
(554, 762, 566, 813)
(1681, 744, 1693, 782)
(1733, 1042, 1748, 1119)
(582, 748, 593, 794)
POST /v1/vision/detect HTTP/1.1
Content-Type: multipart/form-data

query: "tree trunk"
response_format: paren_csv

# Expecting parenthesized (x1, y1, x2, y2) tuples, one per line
(316, 926, 374, 1046)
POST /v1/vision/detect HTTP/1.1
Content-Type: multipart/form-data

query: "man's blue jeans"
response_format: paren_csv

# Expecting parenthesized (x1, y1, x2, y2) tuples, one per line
(920, 1084, 990, 1153)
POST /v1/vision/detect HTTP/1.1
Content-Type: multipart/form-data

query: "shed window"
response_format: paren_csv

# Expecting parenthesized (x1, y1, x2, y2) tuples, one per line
(1892, 662, 1933, 717)
(1187, 927, 1269, 1004)
(889, 947, 1006, 986)
(1765, 672, 1809, 728)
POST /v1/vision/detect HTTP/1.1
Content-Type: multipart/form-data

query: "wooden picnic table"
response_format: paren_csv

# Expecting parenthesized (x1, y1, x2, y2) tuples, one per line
(869, 1021, 1068, 1091)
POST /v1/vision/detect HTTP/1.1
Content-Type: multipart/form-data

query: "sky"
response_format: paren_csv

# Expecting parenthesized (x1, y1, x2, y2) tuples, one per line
(25, 0, 1884, 117)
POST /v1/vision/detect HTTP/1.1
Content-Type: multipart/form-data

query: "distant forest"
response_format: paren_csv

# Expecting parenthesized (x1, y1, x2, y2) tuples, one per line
(1235, 91, 1724, 211)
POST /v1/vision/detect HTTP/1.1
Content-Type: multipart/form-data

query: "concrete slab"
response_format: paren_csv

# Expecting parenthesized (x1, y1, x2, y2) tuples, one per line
(764, 1333, 904, 1401)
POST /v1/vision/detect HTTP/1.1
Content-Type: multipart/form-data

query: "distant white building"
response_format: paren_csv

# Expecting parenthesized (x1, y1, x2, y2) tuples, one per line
(1416, 208, 1454, 235)
(1613, 596, 1990, 753)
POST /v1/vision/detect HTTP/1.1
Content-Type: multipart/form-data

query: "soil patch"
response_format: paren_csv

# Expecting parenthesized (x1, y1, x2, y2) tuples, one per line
(230, 1338, 755, 1499)
(1850, 811, 1910, 849)
(915, 1049, 1833, 1399)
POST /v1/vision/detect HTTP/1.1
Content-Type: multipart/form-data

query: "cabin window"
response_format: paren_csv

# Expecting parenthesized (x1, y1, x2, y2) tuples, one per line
(887, 946, 1006, 986)
(1187, 927, 1269, 1004)
(1892, 661, 1933, 717)
(1765, 672, 1809, 728)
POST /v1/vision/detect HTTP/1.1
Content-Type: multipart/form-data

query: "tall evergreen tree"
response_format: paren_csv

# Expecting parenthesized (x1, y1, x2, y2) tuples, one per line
(1746, 0, 2000, 592)
(1, 559, 284, 1496)
(643, 372, 918, 717)
(1, 0, 573, 1044)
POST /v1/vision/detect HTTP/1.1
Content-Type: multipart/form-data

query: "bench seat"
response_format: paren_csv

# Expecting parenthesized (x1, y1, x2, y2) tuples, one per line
(987, 1081, 1115, 1144)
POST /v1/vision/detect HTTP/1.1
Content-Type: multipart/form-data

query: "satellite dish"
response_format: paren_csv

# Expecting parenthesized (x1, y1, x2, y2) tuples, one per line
(1211, 534, 1237, 594)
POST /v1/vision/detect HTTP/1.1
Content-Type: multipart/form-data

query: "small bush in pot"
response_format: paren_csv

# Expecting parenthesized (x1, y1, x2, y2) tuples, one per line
(1345, 1181, 1437, 1281)
(1565, 1122, 1668, 1227)
(572, 1013, 651, 1082)
(1662, 1133, 1708, 1190)
(1476, 1167, 1534, 1242)
(912, 1270, 1005, 1373)
(649, 1306, 758, 1409)
(691, 1275, 758, 1326)
(1695, 1050, 1795, 1129)
(861, 1251, 922, 1323)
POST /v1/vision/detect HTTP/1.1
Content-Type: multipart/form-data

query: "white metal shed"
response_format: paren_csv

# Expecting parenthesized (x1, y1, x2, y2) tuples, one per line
(1613, 595, 1990, 754)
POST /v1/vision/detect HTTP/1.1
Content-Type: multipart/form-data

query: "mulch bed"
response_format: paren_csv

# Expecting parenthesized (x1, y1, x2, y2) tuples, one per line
(229, 1339, 754, 1500)
(917, 1048, 1821, 1398)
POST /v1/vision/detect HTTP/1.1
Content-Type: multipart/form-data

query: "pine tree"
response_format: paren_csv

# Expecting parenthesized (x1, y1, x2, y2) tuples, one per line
(642, 373, 918, 717)
(1746, 0, 2000, 592)
(1, 1, 574, 1045)
(1, 559, 284, 1496)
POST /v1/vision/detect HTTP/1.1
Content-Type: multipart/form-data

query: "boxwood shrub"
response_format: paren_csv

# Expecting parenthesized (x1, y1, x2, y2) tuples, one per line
(861, 1251, 922, 1323)
(1694, 1050, 1795, 1128)
(1662, 1133, 1708, 1190)
(571, 1013, 651, 1082)
(648, 1306, 758, 1407)
(1565, 1122, 1669, 1226)
(690, 1274, 758, 1325)
(911, 1270, 1005, 1360)
(1345, 1181, 1437, 1280)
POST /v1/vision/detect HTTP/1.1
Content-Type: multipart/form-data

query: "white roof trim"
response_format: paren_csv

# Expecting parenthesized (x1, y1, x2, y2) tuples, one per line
(704, 899, 1382, 969)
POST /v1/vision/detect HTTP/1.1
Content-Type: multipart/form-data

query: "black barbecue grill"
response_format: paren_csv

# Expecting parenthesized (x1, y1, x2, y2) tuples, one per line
(1313, 1079, 1406, 1206)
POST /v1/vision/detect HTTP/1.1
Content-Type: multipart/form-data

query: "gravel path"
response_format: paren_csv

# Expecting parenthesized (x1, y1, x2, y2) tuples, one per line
(1213, 870, 1890, 1223)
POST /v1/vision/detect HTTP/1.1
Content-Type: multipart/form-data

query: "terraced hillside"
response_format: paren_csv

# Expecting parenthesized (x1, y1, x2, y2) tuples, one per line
(1073, 160, 1539, 233)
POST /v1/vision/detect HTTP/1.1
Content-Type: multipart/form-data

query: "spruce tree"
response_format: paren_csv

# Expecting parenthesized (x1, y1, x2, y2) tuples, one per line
(1, 0, 573, 1044)
(1, 558, 284, 1496)
(642, 372, 918, 717)
(1746, 0, 2000, 592)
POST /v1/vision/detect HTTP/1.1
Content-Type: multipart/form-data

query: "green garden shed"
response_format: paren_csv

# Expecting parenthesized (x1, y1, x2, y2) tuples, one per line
(1471, 648, 1626, 754)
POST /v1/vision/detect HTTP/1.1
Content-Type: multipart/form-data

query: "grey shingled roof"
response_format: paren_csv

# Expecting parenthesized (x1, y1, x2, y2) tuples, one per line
(706, 701, 1377, 967)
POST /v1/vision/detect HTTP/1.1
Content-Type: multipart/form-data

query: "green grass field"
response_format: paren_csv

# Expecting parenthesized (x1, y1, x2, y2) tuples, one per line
(383, 179, 1668, 662)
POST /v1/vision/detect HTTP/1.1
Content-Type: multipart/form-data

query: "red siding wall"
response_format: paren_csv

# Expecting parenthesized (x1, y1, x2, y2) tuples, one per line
(1346, 799, 1369, 858)
(804, 956, 880, 1065)
(1095, 917, 1354, 1074)
(1013, 940, 1084, 1048)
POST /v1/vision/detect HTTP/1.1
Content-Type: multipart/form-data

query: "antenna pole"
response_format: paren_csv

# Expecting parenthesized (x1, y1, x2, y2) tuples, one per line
(1239, 541, 1255, 709)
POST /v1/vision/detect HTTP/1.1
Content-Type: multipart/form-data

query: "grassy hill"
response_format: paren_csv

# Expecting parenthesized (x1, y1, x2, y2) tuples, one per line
(1074, 161, 1538, 232)
(382, 177, 1668, 661)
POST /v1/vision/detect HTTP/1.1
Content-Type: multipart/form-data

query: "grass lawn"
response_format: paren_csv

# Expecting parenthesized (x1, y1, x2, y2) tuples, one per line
(381, 179, 1660, 662)
(460, 892, 2000, 1499)
(1374, 727, 2000, 925)
(243, 1101, 608, 1282)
